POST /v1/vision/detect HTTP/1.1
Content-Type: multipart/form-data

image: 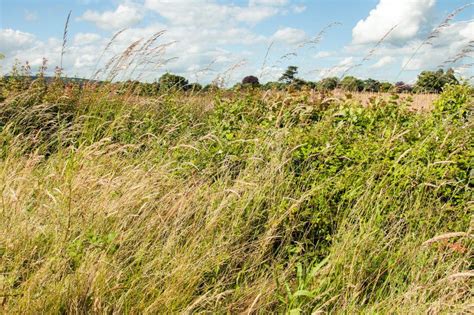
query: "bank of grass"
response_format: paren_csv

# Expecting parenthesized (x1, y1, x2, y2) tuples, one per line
(0, 81, 472, 313)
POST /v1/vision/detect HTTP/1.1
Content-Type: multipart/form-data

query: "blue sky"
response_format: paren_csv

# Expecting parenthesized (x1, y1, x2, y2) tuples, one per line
(1, 0, 473, 84)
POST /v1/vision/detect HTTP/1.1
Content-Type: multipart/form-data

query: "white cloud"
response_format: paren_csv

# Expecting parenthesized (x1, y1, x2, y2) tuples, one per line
(395, 20, 474, 71)
(145, 0, 231, 27)
(249, 0, 289, 6)
(235, 6, 280, 24)
(0, 29, 37, 55)
(73, 33, 101, 45)
(338, 56, 354, 67)
(371, 56, 395, 68)
(78, 3, 144, 30)
(459, 21, 474, 40)
(272, 27, 306, 45)
(145, 0, 289, 26)
(352, 0, 436, 45)
(314, 51, 332, 58)
(292, 5, 307, 14)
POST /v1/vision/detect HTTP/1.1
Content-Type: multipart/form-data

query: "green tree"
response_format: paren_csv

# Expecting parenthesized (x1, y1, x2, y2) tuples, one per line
(242, 75, 260, 87)
(318, 77, 339, 91)
(363, 78, 381, 92)
(340, 76, 364, 92)
(187, 83, 202, 92)
(279, 66, 298, 84)
(379, 82, 393, 93)
(159, 73, 189, 92)
(414, 69, 458, 93)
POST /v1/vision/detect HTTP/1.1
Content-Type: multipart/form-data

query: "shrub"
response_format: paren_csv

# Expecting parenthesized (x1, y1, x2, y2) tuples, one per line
(434, 83, 472, 119)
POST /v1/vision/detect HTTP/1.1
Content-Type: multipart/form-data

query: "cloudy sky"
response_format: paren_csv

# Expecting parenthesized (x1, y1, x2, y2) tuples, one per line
(1, 0, 473, 85)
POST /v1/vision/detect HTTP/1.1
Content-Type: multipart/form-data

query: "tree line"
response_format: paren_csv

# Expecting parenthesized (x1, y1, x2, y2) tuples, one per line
(1, 63, 461, 99)
(124, 66, 460, 95)
(238, 66, 460, 93)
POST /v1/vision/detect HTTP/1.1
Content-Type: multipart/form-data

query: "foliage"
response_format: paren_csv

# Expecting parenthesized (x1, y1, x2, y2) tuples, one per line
(363, 78, 381, 92)
(394, 81, 413, 93)
(279, 66, 299, 84)
(263, 81, 286, 90)
(158, 72, 189, 92)
(317, 77, 339, 91)
(0, 69, 471, 314)
(379, 81, 393, 92)
(414, 68, 459, 93)
(340, 76, 364, 92)
(187, 82, 203, 92)
(433, 83, 472, 119)
(242, 75, 260, 86)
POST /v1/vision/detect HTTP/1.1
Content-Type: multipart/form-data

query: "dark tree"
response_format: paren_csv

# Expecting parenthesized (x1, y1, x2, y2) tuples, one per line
(187, 83, 202, 92)
(159, 73, 189, 91)
(279, 66, 298, 84)
(318, 77, 339, 91)
(363, 78, 381, 92)
(242, 75, 260, 86)
(394, 81, 413, 93)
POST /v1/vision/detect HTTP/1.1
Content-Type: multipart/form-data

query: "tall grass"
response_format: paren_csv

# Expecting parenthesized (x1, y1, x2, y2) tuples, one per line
(0, 77, 472, 313)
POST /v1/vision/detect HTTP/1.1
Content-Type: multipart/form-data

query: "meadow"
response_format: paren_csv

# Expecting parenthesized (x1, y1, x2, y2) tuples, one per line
(0, 72, 472, 313)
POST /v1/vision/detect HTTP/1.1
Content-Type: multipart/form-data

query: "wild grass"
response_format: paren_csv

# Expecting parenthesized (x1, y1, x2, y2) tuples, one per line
(0, 77, 472, 313)
(331, 89, 439, 111)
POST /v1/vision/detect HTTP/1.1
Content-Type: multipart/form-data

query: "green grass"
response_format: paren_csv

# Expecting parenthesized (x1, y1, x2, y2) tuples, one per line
(0, 81, 472, 313)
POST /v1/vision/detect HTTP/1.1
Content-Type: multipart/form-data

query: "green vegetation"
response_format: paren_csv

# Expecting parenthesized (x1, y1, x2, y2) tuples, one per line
(340, 75, 364, 92)
(0, 71, 472, 313)
(414, 69, 459, 93)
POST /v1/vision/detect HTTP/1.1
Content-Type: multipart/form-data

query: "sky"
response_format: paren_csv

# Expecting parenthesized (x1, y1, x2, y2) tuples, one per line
(0, 0, 473, 85)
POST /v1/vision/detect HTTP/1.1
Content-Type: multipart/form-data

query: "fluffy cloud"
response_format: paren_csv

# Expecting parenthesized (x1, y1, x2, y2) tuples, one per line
(2, 0, 300, 83)
(370, 56, 395, 68)
(352, 0, 436, 45)
(398, 21, 474, 71)
(272, 27, 306, 45)
(338, 56, 354, 67)
(314, 51, 332, 58)
(74, 33, 101, 45)
(292, 5, 306, 14)
(78, 3, 144, 30)
(235, 6, 280, 24)
(0, 29, 37, 55)
(249, 0, 289, 6)
(145, 0, 290, 26)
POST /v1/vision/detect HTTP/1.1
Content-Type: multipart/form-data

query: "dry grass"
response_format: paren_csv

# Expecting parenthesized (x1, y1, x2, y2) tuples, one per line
(332, 90, 439, 111)
(0, 81, 471, 313)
